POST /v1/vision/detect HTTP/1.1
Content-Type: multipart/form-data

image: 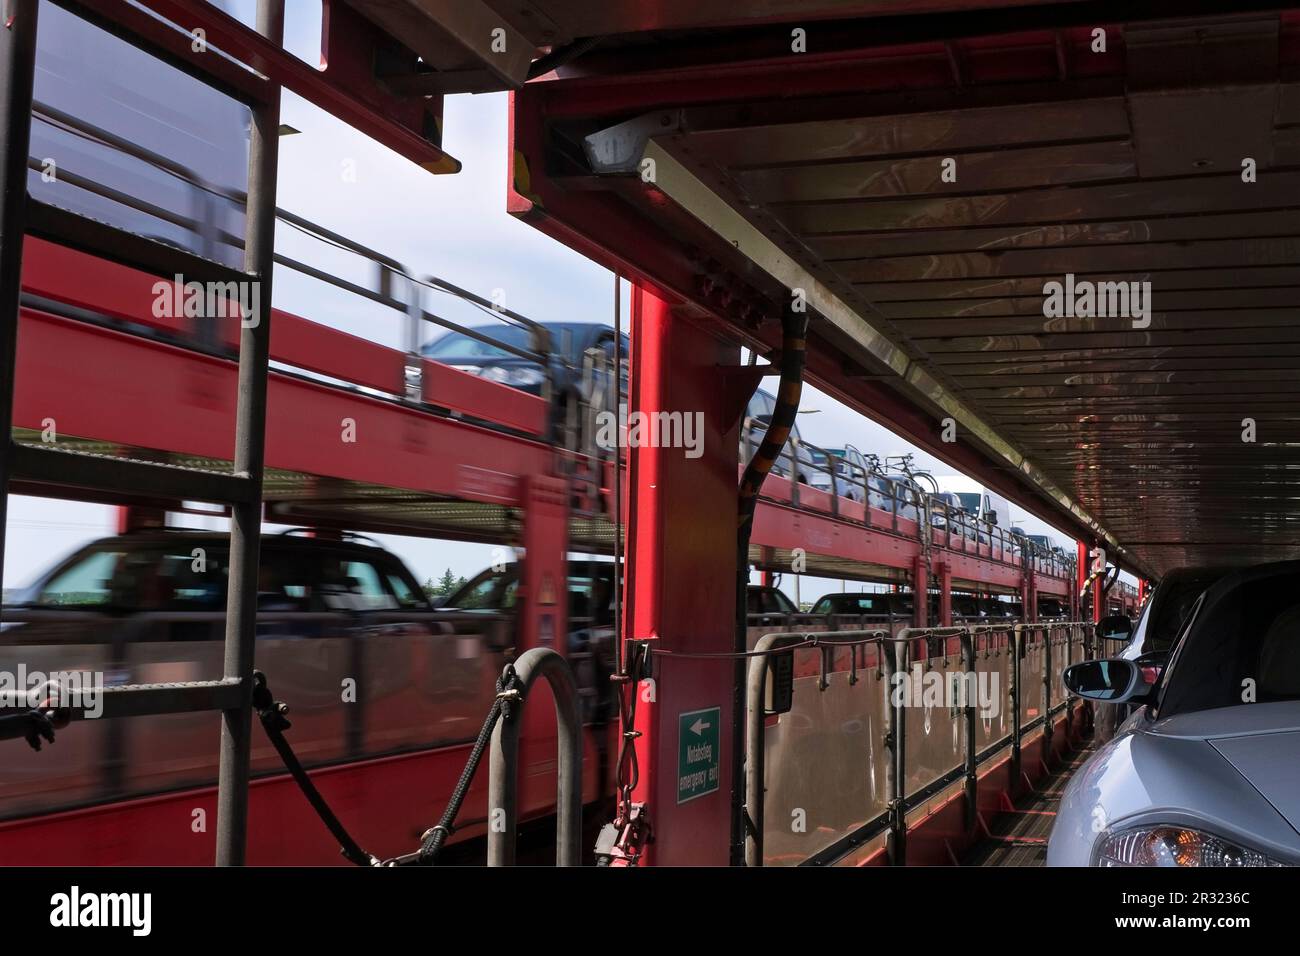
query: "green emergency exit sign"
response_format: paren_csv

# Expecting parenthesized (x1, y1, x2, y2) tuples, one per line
(677, 706, 721, 803)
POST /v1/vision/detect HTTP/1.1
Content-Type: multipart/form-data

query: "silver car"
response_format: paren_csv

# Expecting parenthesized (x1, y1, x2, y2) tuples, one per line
(1048, 560, 1300, 867)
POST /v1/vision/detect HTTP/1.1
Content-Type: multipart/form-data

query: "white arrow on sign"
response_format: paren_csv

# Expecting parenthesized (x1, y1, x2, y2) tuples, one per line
(690, 718, 711, 736)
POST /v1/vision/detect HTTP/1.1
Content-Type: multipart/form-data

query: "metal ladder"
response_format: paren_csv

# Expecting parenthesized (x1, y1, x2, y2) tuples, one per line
(0, 0, 284, 865)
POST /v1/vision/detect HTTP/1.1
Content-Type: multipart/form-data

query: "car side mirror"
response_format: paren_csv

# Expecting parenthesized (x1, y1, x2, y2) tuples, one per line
(1097, 613, 1133, 643)
(1063, 659, 1153, 704)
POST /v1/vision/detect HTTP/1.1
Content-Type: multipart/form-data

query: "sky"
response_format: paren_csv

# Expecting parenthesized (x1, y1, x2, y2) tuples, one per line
(5, 0, 1088, 603)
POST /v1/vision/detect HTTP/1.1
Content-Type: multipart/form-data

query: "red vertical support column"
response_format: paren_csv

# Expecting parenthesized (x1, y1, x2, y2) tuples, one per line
(517, 474, 570, 785)
(759, 546, 777, 589)
(1075, 540, 1088, 621)
(519, 474, 569, 654)
(116, 505, 166, 533)
(936, 562, 952, 626)
(1091, 541, 1104, 624)
(624, 285, 739, 866)
(912, 555, 928, 628)
(1024, 562, 1038, 625)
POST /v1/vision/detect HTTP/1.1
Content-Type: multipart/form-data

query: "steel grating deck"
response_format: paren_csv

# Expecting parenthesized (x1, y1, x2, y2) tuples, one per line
(964, 744, 1097, 867)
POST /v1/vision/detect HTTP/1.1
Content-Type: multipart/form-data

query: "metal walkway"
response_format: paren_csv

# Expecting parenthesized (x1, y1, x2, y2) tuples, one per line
(964, 740, 1096, 867)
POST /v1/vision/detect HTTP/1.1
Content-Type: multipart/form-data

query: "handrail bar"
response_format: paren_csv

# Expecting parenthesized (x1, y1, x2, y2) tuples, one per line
(487, 647, 582, 866)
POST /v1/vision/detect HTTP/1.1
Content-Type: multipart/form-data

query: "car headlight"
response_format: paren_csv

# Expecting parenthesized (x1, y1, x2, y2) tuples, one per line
(480, 366, 544, 387)
(1097, 825, 1287, 867)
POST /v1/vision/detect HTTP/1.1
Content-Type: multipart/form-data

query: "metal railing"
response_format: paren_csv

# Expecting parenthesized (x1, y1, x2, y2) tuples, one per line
(26, 101, 556, 424)
(743, 620, 1094, 866)
(737, 417, 1077, 580)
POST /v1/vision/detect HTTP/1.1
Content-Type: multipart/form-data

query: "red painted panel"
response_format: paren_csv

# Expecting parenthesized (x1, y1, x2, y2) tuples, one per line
(422, 359, 547, 435)
(271, 311, 404, 395)
(22, 238, 184, 333)
(22, 238, 539, 432)
(13, 310, 552, 506)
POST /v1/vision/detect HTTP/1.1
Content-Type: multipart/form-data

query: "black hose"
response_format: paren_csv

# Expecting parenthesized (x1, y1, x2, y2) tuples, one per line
(417, 666, 519, 863)
(252, 666, 523, 867)
(251, 671, 376, 867)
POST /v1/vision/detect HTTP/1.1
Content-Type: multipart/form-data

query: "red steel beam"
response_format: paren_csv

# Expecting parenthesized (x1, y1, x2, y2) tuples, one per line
(68, 0, 459, 173)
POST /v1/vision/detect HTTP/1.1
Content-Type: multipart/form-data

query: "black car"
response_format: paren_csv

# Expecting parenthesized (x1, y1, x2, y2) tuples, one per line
(8, 529, 430, 626)
(440, 560, 618, 723)
(980, 597, 1018, 620)
(0, 533, 612, 822)
(952, 594, 984, 621)
(809, 591, 906, 619)
(746, 584, 800, 626)
(1037, 596, 1068, 621)
(440, 559, 615, 624)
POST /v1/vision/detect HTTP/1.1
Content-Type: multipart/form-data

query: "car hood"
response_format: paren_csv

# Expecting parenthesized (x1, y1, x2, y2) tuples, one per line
(1150, 701, 1300, 838)
(1148, 701, 1300, 739)
(1209, 731, 1300, 833)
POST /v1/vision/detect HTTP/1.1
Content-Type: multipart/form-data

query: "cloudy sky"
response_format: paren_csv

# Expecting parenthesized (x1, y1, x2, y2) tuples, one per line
(7, 0, 1084, 603)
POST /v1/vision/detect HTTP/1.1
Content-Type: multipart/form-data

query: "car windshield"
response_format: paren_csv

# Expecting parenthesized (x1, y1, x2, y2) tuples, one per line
(1134, 568, 1225, 653)
(422, 326, 535, 361)
(955, 492, 981, 514)
(33, 547, 129, 607)
(441, 566, 518, 610)
(813, 594, 889, 615)
(1158, 566, 1300, 717)
(30, 543, 234, 610)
